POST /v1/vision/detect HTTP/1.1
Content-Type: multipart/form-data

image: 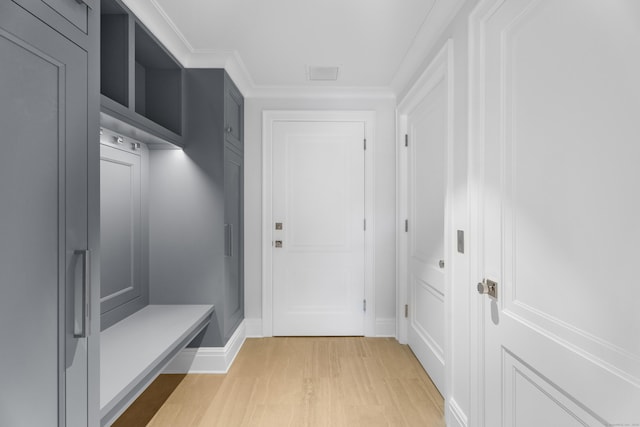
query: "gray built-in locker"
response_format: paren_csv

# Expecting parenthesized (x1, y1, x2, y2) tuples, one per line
(0, 1, 100, 426)
(224, 143, 244, 341)
(223, 73, 245, 341)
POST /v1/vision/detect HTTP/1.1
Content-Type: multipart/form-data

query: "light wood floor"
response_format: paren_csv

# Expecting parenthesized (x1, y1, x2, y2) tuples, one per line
(113, 337, 444, 427)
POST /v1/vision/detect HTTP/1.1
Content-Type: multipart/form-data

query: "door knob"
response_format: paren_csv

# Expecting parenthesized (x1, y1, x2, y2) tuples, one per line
(477, 279, 498, 299)
(439, 260, 445, 268)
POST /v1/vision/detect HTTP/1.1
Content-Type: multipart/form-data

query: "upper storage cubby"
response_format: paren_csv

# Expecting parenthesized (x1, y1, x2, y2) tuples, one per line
(100, 0, 129, 107)
(134, 23, 182, 136)
(99, 0, 183, 147)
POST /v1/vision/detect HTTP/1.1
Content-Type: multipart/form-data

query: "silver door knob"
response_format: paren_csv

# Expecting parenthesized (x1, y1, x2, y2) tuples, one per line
(477, 279, 498, 298)
(225, 126, 233, 133)
(439, 260, 445, 268)
(477, 282, 489, 294)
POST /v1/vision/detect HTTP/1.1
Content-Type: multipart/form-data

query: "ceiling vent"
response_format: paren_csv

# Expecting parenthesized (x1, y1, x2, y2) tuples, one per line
(307, 66, 339, 81)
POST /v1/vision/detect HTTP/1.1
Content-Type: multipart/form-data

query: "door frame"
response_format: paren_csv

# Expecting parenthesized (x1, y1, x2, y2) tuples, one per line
(262, 110, 376, 337)
(468, 1, 499, 425)
(396, 39, 454, 388)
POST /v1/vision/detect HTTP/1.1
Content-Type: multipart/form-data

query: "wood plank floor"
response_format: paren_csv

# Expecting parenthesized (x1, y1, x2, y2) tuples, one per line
(113, 337, 445, 427)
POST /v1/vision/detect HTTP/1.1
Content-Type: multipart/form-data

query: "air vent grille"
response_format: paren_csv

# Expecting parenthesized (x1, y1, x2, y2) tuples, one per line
(307, 66, 339, 81)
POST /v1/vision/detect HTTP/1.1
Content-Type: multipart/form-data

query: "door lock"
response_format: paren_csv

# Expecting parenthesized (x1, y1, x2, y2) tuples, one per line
(275, 240, 283, 248)
(477, 279, 498, 299)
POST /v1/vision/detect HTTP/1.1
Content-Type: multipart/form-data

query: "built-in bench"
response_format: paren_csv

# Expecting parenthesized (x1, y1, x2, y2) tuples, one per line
(100, 304, 214, 426)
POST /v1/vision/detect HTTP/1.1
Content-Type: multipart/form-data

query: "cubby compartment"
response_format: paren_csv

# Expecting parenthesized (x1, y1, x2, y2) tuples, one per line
(100, 0, 129, 107)
(99, 0, 183, 147)
(134, 23, 182, 136)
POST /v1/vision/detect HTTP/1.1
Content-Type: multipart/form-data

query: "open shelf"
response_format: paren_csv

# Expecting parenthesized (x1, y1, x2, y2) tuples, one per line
(134, 23, 182, 136)
(100, 0, 129, 107)
(100, 304, 214, 426)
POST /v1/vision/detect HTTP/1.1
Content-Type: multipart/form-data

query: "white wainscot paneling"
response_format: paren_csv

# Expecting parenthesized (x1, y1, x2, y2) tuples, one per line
(502, 351, 603, 427)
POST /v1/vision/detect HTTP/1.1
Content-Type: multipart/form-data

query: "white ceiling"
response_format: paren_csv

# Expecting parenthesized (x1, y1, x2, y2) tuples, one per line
(124, 0, 466, 96)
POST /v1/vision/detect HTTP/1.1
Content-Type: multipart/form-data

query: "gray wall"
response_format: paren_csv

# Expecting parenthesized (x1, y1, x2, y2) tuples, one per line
(148, 148, 225, 346)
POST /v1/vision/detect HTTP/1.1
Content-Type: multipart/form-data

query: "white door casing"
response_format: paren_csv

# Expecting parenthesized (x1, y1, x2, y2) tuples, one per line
(397, 41, 454, 396)
(272, 120, 365, 335)
(407, 81, 447, 393)
(470, 0, 640, 426)
(262, 111, 375, 336)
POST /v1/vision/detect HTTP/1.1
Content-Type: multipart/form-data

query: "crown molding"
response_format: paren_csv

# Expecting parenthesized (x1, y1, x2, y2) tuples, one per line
(391, 0, 468, 98)
(248, 85, 396, 100)
(120, 0, 192, 66)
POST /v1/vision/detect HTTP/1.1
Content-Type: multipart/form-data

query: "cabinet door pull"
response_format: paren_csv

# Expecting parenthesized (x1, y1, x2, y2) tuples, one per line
(73, 250, 91, 338)
(225, 224, 233, 257)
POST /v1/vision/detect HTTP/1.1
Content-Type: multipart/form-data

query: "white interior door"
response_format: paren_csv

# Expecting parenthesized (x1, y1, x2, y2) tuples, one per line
(272, 120, 365, 336)
(473, 0, 640, 425)
(406, 77, 448, 394)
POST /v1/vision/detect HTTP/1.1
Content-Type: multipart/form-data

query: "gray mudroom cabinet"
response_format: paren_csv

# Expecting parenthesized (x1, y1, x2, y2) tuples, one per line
(224, 141, 244, 341)
(0, 1, 100, 426)
(1, 0, 245, 423)
(223, 75, 245, 341)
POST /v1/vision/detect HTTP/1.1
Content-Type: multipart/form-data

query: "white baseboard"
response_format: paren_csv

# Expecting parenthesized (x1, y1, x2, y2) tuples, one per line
(375, 318, 396, 337)
(244, 318, 263, 337)
(219, 317, 394, 340)
(446, 398, 468, 427)
(163, 320, 247, 374)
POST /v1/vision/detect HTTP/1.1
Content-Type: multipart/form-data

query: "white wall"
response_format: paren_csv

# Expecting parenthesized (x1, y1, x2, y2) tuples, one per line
(396, 1, 480, 425)
(243, 97, 397, 334)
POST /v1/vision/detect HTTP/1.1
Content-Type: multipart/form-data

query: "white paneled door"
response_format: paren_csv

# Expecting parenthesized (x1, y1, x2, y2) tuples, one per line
(272, 121, 366, 336)
(406, 71, 448, 394)
(472, 0, 640, 425)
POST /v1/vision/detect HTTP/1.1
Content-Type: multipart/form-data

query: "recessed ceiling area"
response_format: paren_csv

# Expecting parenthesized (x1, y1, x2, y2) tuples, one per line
(142, 0, 444, 89)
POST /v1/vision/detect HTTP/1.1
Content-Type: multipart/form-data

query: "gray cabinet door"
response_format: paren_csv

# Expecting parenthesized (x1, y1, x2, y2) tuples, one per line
(224, 145, 244, 340)
(0, 3, 90, 426)
(224, 75, 243, 150)
(11, 0, 95, 46)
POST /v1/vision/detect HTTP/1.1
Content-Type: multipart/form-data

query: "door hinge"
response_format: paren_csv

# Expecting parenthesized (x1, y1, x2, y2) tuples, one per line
(364, 218, 367, 231)
(364, 138, 367, 150)
(363, 299, 367, 312)
(404, 304, 408, 318)
(405, 134, 408, 147)
(405, 219, 408, 232)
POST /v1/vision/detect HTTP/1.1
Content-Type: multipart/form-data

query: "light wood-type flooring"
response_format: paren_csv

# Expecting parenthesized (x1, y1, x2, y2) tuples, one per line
(113, 337, 444, 427)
